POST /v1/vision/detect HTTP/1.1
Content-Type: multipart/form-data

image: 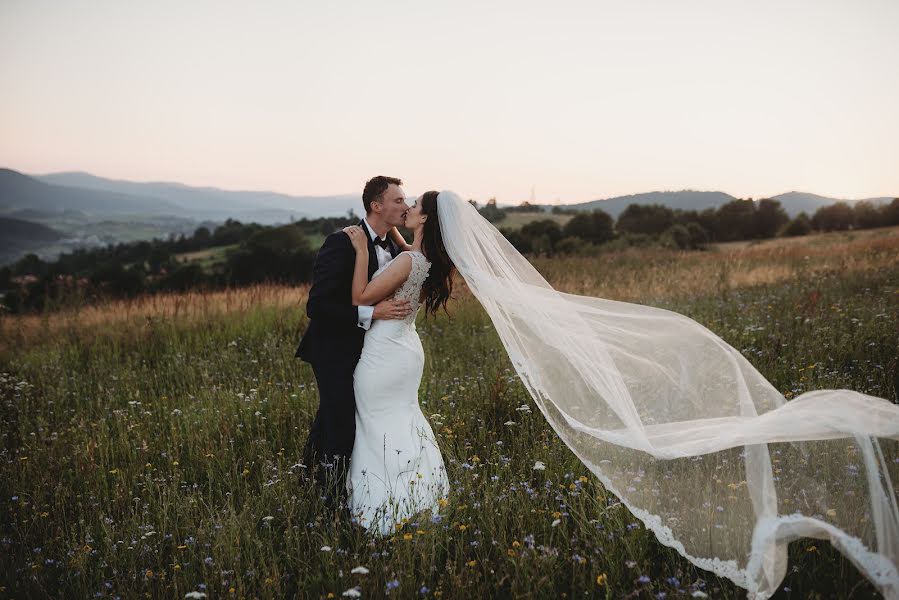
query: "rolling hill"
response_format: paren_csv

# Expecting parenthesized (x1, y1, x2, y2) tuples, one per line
(558, 190, 894, 218)
(0, 216, 67, 265)
(35, 171, 361, 222)
(0, 168, 183, 217)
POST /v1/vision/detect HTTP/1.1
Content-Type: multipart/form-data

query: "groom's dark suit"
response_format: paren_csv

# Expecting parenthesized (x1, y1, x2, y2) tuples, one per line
(296, 219, 400, 511)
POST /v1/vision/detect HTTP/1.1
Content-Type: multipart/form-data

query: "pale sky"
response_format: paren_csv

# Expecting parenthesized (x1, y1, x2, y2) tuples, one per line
(1, 0, 897, 204)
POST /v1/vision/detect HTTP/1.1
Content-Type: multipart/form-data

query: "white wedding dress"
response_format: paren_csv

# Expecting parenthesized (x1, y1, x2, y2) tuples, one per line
(346, 250, 450, 536)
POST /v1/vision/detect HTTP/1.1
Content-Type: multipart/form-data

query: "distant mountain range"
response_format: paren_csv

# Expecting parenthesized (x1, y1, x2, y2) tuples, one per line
(0, 216, 66, 266)
(1, 166, 896, 267)
(2, 167, 895, 224)
(29, 170, 360, 223)
(546, 190, 896, 219)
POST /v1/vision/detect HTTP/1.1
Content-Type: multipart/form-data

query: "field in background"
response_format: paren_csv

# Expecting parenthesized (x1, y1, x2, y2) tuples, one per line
(1, 227, 897, 598)
(173, 243, 240, 269)
(494, 211, 573, 230)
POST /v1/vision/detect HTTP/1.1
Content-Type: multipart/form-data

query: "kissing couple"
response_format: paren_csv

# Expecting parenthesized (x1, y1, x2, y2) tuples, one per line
(297, 176, 452, 536)
(295, 176, 899, 598)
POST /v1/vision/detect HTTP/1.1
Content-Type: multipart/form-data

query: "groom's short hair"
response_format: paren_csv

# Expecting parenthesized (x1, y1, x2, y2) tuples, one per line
(363, 176, 403, 214)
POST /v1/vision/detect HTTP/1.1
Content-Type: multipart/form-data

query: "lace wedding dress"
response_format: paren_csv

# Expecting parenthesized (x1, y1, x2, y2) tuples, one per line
(346, 250, 450, 536)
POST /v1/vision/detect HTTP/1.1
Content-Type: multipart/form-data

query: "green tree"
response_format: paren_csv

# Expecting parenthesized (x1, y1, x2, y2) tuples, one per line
(715, 199, 756, 241)
(783, 212, 812, 237)
(754, 198, 790, 238)
(520, 219, 563, 255)
(812, 202, 854, 231)
(853, 201, 884, 229)
(478, 198, 506, 223)
(562, 209, 614, 244)
(882, 198, 899, 226)
(615, 204, 675, 236)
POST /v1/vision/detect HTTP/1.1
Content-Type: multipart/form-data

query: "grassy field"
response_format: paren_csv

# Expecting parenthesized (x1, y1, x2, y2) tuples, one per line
(174, 243, 241, 270)
(1, 227, 897, 599)
(493, 211, 573, 230)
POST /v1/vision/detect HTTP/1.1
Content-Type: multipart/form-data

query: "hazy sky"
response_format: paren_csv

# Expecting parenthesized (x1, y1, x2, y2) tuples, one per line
(1, 0, 897, 204)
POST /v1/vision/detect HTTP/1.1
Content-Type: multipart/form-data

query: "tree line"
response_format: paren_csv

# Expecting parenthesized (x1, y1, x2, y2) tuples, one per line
(0, 214, 357, 313)
(2, 198, 897, 314)
(474, 197, 899, 256)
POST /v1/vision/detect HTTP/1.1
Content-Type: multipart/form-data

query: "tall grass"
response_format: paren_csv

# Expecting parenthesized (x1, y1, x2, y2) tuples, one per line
(1, 227, 896, 599)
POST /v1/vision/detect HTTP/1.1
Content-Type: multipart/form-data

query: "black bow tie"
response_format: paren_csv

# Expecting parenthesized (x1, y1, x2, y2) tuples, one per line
(373, 236, 390, 250)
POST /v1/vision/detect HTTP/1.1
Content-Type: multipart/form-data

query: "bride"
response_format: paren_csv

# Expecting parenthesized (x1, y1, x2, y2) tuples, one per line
(344, 190, 898, 599)
(343, 191, 454, 536)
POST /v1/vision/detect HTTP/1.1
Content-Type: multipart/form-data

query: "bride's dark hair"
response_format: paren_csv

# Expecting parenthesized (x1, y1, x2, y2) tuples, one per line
(420, 191, 455, 317)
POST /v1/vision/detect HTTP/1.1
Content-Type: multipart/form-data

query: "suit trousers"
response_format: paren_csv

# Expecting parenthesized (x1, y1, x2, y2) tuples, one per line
(301, 360, 357, 515)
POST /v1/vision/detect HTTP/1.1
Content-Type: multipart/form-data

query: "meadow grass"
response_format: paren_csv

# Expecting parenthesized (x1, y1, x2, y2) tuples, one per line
(493, 212, 574, 231)
(1, 227, 897, 599)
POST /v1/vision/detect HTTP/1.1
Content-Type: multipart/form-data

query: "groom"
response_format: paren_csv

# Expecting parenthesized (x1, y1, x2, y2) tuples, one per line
(296, 175, 412, 514)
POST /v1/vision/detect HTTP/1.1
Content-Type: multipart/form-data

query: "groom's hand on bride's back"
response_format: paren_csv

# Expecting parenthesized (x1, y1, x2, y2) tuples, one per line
(372, 299, 412, 320)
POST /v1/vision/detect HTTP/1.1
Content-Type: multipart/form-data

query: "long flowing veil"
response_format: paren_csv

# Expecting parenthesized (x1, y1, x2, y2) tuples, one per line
(435, 190, 899, 599)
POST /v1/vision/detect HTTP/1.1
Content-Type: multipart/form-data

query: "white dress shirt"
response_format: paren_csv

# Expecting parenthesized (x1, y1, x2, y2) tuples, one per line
(356, 218, 392, 330)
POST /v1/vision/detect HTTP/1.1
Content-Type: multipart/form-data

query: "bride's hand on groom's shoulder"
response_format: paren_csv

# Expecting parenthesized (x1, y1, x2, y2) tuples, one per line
(343, 226, 368, 253)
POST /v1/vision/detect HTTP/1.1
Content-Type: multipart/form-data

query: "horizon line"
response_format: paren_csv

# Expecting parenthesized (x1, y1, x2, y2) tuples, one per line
(6, 165, 898, 206)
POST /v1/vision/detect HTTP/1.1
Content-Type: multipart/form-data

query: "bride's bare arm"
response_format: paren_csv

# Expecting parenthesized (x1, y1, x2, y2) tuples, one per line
(344, 226, 413, 306)
(388, 226, 412, 252)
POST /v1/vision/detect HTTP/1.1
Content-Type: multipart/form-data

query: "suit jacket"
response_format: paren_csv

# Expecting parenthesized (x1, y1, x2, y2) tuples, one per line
(295, 219, 401, 367)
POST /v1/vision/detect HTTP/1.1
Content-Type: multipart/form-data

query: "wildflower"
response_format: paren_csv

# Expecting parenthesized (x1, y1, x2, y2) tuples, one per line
(350, 566, 370, 575)
(467, 560, 477, 567)
(419, 586, 429, 595)
(637, 575, 651, 584)
(596, 573, 608, 585)
(533, 461, 546, 471)
(185, 593, 207, 599)
(342, 587, 362, 598)
(551, 519, 561, 527)
(386, 578, 400, 591)
(321, 545, 332, 552)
